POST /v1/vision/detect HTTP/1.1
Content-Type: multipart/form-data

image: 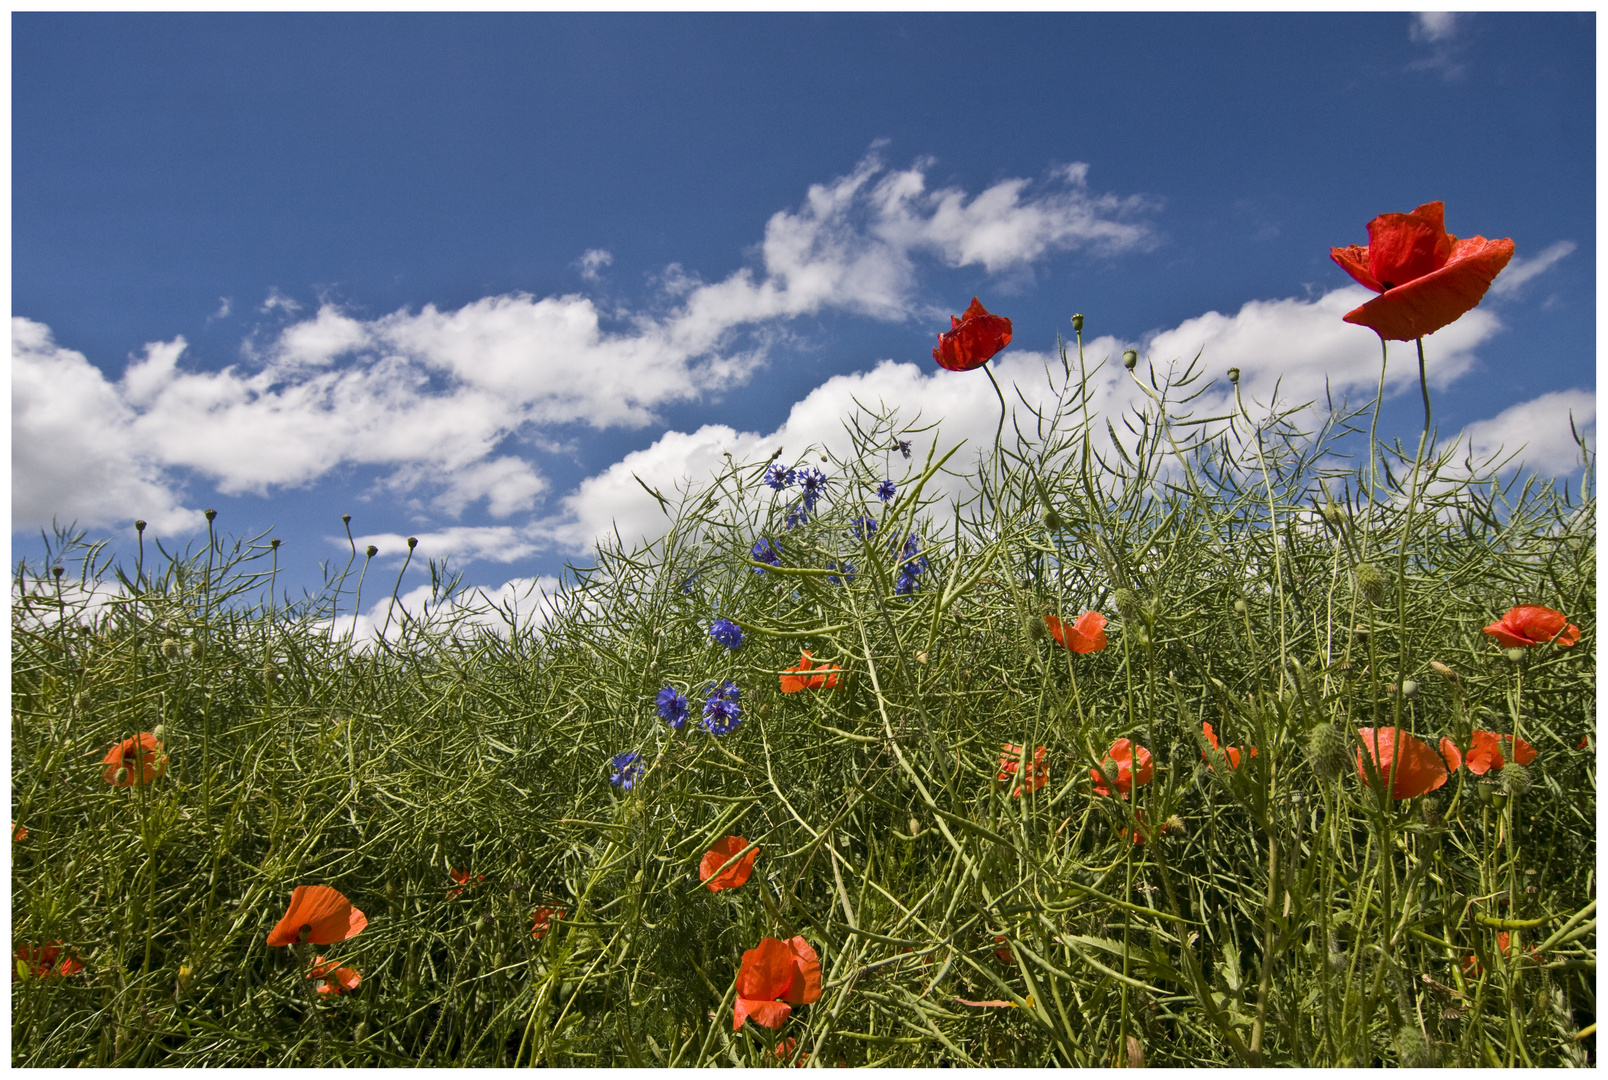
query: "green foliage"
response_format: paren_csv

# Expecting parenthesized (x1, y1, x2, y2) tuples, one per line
(12, 331, 1595, 1066)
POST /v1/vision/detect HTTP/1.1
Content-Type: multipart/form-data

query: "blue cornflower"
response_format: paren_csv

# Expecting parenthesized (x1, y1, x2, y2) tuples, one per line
(656, 686, 689, 730)
(797, 467, 829, 511)
(610, 750, 644, 790)
(750, 538, 782, 574)
(850, 516, 878, 540)
(895, 439, 912, 459)
(701, 680, 743, 736)
(875, 480, 897, 502)
(895, 570, 920, 596)
(826, 560, 856, 586)
(785, 504, 809, 531)
(763, 463, 796, 491)
(709, 618, 745, 650)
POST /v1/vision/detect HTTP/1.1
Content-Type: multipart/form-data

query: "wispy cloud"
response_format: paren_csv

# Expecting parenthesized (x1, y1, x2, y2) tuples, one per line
(1489, 240, 1575, 296)
(259, 287, 302, 315)
(576, 248, 613, 283)
(1408, 12, 1466, 80)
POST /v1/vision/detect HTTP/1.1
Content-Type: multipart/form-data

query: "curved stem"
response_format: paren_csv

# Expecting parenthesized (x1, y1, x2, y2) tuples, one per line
(982, 359, 1008, 463)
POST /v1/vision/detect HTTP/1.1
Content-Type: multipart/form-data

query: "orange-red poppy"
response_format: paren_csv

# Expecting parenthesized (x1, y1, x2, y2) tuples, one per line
(732, 936, 820, 1031)
(12, 821, 27, 843)
(531, 906, 565, 940)
(1090, 738, 1153, 798)
(1461, 730, 1538, 776)
(265, 885, 367, 947)
(1330, 201, 1514, 341)
(1121, 809, 1177, 846)
(447, 868, 484, 899)
(993, 935, 1016, 964)
(1045, 611, 1107, 654)
(700, 836, 758, 892)
(775, 1037, 810, 1066)
(1354, 727, 1448, 800)
(1201, 722, 1257, 769)
(997, 743, 1049, 797)
(779, 651, 841, 693)
(306, 956, 361, 996)
(1438, 736, 1463, 773)
(1463, 931, 1542, 977)
(13, 942, 83, 980)
(1578, 734, 1591, 751)
(1482, 604, 1580, 648)
(932, 298, 1013, 372)
(101, 732, 166, 786)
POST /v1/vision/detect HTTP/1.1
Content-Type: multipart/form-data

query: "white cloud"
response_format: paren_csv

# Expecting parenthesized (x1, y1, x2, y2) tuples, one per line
(577, 248, 613, 283)
(1488, 240, 1575, 297)
(349, 524, 541, 566)
(1410, 12, 1457, 44)
(1408, 12, 1465, 79)
(1462, 389, 1594, 476)
(12, 320, 202, 533)
(17, 150, 1156, 536)
(322, 574, 564, 647)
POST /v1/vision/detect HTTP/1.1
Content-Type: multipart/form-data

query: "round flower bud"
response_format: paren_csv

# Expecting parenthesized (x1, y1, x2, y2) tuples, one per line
(1394, 1025, 1430, 1068)
(1353, 562, 1388, 605)
(1113, 587, 1140, 621)
(1306, 722, 1348, 782)
(189, 641, 204, 660)
(908, 817, 921, 837)
(1503, 648, 1526, 663)
(1043, 507, 1064, 531)
(135, 519, 147, 533)
(1233, 599, 1247, 614)
(1320, 502, 1345, 527)
(365, 545, 379, 558)
(114, 767, 130, 785)
(151, 725, 166, 742)
(1071, 314, 1084, 333)
(1500, 762, 1532, 796)
(161, 637, 181, 660)
(1420, 796, 1442, 827)
(1026, 616, 1048, 641)
(1401, 680, 1419, 700)
(1122, 349, 1139, 371)
(1328, 950, 1347, 973)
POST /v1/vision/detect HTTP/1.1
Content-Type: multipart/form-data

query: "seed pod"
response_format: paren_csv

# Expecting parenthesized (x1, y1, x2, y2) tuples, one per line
(1306, 723, 1348, 782)
(1401, 680, 1419, 700)
(1227, 367, 1241, 384)
(1353, 562, 1388, 604)
(1503, 648, 1526, 663)
(1233, 598, 1248, 614)
(908, 817, 921, 837)
(1122, 349, 1138, 371)
(1071, 313, 1084, 334)
(1500, 762, 1532, 796)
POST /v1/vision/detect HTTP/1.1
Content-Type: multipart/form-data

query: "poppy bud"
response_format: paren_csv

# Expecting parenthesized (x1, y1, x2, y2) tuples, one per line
(1227, 367, 1240, 384)
(1122, 349, 1138, 371)
(114, 767, 130, 785)
(1163, 814, 1185, 835)
(1503, 648, 1525, 663)
(1328, 951, 1348, 973)
(1353, 562, 1388, 604)
(1113, 588, 1140, 622)
(1306, 723, 1348, 782)
(1500, 762, 1531, 796)
(151, 725, 166, 742)
(354, 1021, 368, 1042)
(161, 638, 181, 660)
(1071, 314, 1084, 334)
(1429, 661, 1458, 684)
(1401, 680, 1419, 700)
(1421, 796, 1442, 827)
(908, 817, 921, 837)
(1026, 616, 1048, 641)
(1233, 599, 1247, 614)
(1321, 502, 1345, 527)
(189, 641, 203, 659)
(1394, 1025, 1431, 1068)
(1043, 508, 1064, 531)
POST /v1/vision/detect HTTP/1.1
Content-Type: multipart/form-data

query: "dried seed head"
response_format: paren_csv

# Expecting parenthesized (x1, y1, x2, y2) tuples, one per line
(1122, 349, 1139, 371)
(52, 565, 65, 580)
(1307, 722, 1348, 782)
(1500, 762, 1532, 796)
(1353, 562, 1388, 604)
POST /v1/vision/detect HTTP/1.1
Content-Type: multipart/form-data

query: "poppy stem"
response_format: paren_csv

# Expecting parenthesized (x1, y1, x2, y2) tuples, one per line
(981, 359, 1008, 463)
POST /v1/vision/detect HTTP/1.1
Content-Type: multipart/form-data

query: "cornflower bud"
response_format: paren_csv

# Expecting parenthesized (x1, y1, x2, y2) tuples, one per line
(1306, 723, 1348, 782)
(1353, 562, 1388, 604)
(1500, 762, 1532, 796)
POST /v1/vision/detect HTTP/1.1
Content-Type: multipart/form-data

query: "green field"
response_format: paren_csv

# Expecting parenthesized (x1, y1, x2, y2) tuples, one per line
(11, 331, 1595, 1066)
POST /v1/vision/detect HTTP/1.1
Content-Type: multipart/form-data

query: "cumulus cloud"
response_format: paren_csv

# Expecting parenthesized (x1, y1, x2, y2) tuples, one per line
(1462, 389, 1594, 476)
(16, 149, 1155, 539)
(323, 574, 564, 647)
(1488, 240, 1576, 297)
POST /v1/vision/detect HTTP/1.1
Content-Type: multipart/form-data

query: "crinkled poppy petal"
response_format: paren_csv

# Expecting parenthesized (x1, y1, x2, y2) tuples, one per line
(782, 936, 822, 1004)
(1363, 203, 1453, 288)
(737, 938, 797, 1003)
(1482, 619, 1533, 648)
(734, 996, 792, 1031)
(1330, 244, 1382, 292)
(932, 298, 1013, 371)
(267, 885, 366, 947)
(1202, 722, 1221, 751)
(1343, 235, 1514, 341)
(1510, 735, 1538, 766)
(1509, 604, 1574, 646)
(1439, 736, 1463, 773)
(1355, 727, 1446, 798)
(700, 836, 757, 891)
(1070, 611, 1108, 653)
(1464, 730, 1502, 776)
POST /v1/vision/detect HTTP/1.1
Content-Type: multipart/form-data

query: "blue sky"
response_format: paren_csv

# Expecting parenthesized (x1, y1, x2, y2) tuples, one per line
(12, 12, 1595, 629)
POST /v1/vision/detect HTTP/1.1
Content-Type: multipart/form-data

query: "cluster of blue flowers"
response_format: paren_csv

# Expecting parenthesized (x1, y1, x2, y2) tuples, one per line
(766, 464, 831, 530)
(826, 560, 856, 586)
(749, 538, 782, 574)
(609, 750, 644, 790)
(700, 680, 742, 736)
(893, 533, 930, 596)
(709, 618, 745, 649)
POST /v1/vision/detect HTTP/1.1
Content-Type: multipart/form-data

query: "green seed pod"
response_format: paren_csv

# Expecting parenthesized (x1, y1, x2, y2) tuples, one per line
(908, 817, 921, 837)
(474, 915, 491, 935)
(1042, 507, 1064, 531)
(1353, 562, 1388, 605)
(1227, 367, 1241, 384)
(1306, 723, 1348, 782)
(1071, 314, 1084, 334)
(1394, 1025, 1431, 1068)
(1122, 349, 1138, 371)
(1401, 679, 1419, 700)
(1504, 647, 1526, 663)
(1501, 762, 1532, 796)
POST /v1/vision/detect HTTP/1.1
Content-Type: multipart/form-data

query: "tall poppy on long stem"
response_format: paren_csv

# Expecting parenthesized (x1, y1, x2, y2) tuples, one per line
(932, 298, 1012, 371)
(1330, 201, 1514, 341)
(732, 936, 821, 1030)
(1354, 727, 1448, 800)
(265, 886, 367, 947)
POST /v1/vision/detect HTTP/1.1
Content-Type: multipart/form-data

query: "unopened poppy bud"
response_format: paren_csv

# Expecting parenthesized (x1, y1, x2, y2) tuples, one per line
(1394, 1025, 1431, 1068)
(114, 767, 130, 785)
(1503, 647, 1525, 663)
(1328, 951, 1348, 973)
(1321, 502, 1345, 527)
(1233, 599, 1247, 614)
(1042, 508, 1064, 530)
(1113, 587, 1140, 621)
(1306, 722, 1347, 782)
(1163, 814, 1185, 835)
(365, 545, 378, 558)
(1227, 367, 1240, 384)
(161, 638, 181, 660)
(1071, 314, 1084, 333)
(1430, 660, 1458, 684)
(1026, 616, 1048, 641)
(1500, 762, 1531, 796)
(1420, 796, 1442, 827)
(270, 538, 281, 550)
(1122, 349, 1138, 371)
(354, 1021, 368, 1042)
(1401, 680, 1419, 700)
(1353, 562, 1388, 604)
(151, 725, 166, 742)
(189, 641, 203, 659)
(908, 817, 921, 837)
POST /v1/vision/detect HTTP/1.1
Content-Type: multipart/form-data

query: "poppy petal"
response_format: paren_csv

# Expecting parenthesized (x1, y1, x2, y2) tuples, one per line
(266, 885, 366, 947)
(1343, 235, 1515, 341)
(733, 996, 792, 1030)
(700, 836, 758, 892)
(782, 936, 822, 1005)
(1329, 244, 1382, 292)
(736, 938, 797, 1003)
(1355, 727, 1448, 799)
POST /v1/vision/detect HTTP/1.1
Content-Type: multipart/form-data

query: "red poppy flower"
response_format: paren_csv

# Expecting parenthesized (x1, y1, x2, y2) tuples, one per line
(779, 651, 841, 693)
(932, 298, 1013, 372)
(1121, 809, 1177, 847)
(12, 821, 27, 843)
(1045, 611, 1107, 654)
(997, 743, 1049, 797)
(1330, 201, 1514, 341)
(775, 1037, 810, 1066)
(700, 835, 758, 892)
(1438, 736, 1463, 773)
(306, 956, 361, 996)
(101, 732, 166, 786)
(732, 936, 821, 1031)
(531, 906, 566, 940)
(13, 942, 83, 980)
(265, 886, 368, 947)
(1463, 932, 1542, 977)
(993, 934, 1016, 964)
(1461, 730, 1538, 776)
(1482, 605, 1580, 648)
(1578, 735, 1591, 751)
(1090, 738, 1153, 798)
(447, 868, 484, 899)
(1354, 727, 1448, 800)
(1201, 722, 1258, 770)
